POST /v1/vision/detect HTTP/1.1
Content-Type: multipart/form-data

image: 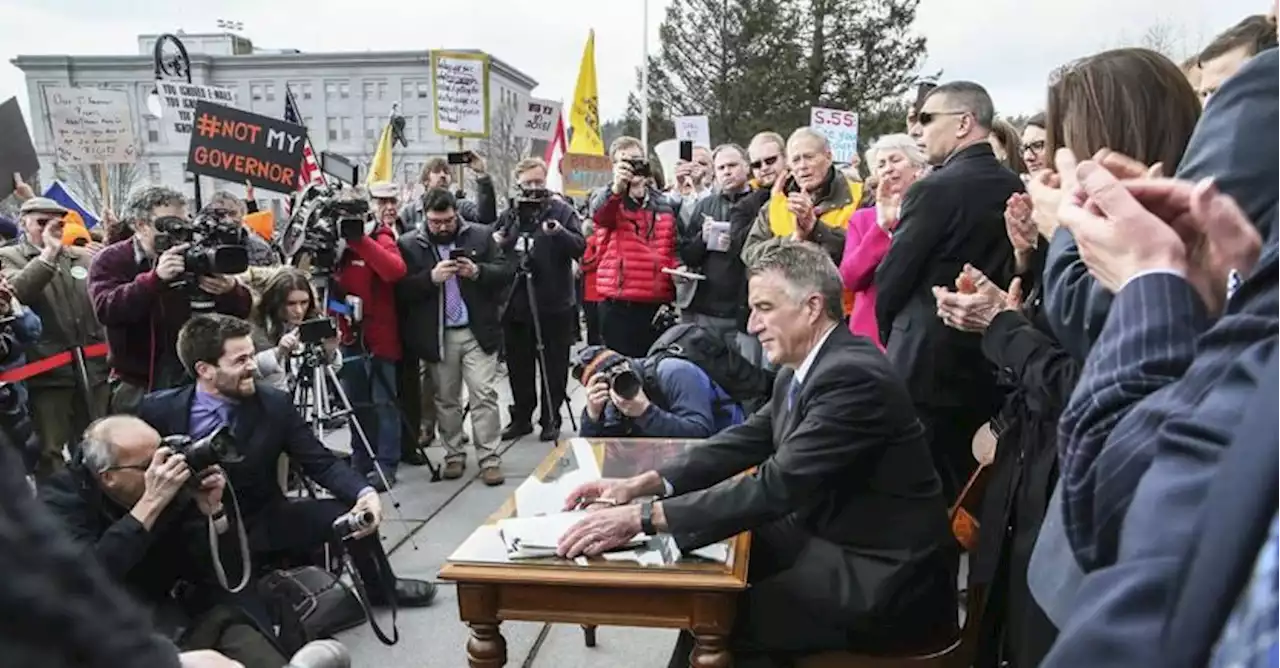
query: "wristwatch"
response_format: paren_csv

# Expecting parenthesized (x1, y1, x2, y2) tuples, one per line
(639, 499, 657, 536)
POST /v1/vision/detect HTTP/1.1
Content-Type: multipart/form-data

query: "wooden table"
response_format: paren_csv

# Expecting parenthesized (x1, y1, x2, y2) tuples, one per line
(439, 438, 751, 668)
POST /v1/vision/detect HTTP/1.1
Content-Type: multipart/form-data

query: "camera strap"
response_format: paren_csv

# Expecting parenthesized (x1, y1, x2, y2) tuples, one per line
(337, 540, 399, 645)
(208, 478, 252, 594)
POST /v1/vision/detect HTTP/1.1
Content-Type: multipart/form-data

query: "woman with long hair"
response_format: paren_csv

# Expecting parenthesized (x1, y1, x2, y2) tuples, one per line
(989, 118, 1029, 174)
(249, 268, 341, 392)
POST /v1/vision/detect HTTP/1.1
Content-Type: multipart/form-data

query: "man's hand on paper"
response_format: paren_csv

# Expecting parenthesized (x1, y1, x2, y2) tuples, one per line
(556, 504, 642, 558)
(562, 477, 635, 511)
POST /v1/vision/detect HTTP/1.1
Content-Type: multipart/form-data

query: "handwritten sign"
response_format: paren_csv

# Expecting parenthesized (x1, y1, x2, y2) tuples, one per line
(44, 87, 137, 165)
(561, 153, 613, 198)
(673, 115, 710, 149)
(185, 101, 309, 194)
(810, 107, 860, 164)
(157, 81, 237, 136)
(431, 50, 490, 139)
(514, 96, 561, 141)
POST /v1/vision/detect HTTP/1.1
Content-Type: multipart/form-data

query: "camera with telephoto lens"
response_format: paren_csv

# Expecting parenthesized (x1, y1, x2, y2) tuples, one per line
(514, 185, 549, 226)
(285, 184, 371, 273)
(160, 424, 243, 476)
(604, 364, 643, 401)
(154, 208, 251, 279)
(332, 510, 375, 538)
(624, 158, 651, 180)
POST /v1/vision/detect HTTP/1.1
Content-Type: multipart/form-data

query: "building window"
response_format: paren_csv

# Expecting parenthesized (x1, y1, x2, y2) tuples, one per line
(303, 116, 314, 129)
(325, 82, 337, 100)
(365, 115, 378, 140)
(340, 117, 351, 140)
(418, 116, 431, 141)
(339, 82, 350, 99)
(251, 84, 263, 101)
(363, 82, 374, 100)
(327, 116, 338, 141)
(264, 84, 275, 102)
(416, 82, 429, 99)
(146, 119, 160, 143)
(297, 82, 313, 100)
(148, 162, 161, 183)
(377, 82, 388, 100)
(401, 80, 413, 102)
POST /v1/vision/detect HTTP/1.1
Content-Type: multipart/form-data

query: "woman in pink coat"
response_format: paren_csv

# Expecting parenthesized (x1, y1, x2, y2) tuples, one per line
(838, 134, 929, 348)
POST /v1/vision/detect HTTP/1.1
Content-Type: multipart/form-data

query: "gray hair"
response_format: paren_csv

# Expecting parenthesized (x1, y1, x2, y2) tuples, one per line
(865, 134, 929, 168)
(207, 191, 246, 217)
(124, 185, 186, 227)
(926, 81, 996, 130)
(746, 238, 844, 323)
(786, 127, 831, 153)
(711, 143, 748, 163)
(81, 416, 156, 474)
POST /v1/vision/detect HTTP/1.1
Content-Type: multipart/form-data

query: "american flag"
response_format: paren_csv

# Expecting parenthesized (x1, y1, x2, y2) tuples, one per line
(284, 85, 324, 209)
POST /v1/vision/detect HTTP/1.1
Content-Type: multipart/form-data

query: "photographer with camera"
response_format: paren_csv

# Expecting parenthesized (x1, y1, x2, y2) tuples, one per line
(396, 189, 513, 485)
(0, 197, 110, 476)
(249, 268, 342, 392)
(331, 183, 407, 491)
(138, 315, 436, 609)
(586, 136, 679, 357)
(89, 187, 253, 414)
(574, 345, 745, 439)
(398, 153, 497, 230)
(493, 158, 585, 442)
(39, 415, 288, 666)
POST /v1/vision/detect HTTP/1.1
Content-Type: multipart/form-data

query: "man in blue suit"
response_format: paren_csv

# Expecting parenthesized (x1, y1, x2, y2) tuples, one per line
(1034, 154, 1276, 664)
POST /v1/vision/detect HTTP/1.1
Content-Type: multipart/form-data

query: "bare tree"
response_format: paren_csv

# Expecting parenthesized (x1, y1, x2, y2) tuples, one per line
(478, 102, 530, 203)
(1108, 19, 1204, 63)
(55, 163, 144, 218)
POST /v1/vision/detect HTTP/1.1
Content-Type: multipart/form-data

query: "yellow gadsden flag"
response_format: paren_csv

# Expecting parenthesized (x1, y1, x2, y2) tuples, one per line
(568, 30, 604, 156)
(366, 122, 394, 184)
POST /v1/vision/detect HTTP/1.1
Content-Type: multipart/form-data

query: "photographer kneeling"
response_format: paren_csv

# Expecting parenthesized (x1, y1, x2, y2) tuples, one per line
(40, 415, 288, 667)
(574, 345, 745, 439)
(494, 158, 585, 442)
(249, 268, 342, 392)
(89, 187, 253, 413)
(138, 315, 436, 611)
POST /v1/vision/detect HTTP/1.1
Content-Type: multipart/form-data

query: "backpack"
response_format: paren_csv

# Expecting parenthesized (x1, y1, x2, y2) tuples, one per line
(639, 324, 775, 415)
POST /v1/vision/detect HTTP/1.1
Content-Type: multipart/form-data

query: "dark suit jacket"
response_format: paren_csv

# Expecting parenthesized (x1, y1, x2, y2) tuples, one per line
(394, 222, 515, 363)
(875, 142, 1023, 408)
(137, 385, 369, 515)
(1043, 48, 1279, 360)
(658, 326, 955, 630)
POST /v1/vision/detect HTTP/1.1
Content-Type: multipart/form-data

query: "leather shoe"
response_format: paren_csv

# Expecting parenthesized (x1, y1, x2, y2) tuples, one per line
(401, 447, 430, 466)
(369, 578, 437, 608)
(501, 422, 533, 440)
(443, 460, 466, 479)
(538, 425, 560, 442)
(481, 467, 505, 486)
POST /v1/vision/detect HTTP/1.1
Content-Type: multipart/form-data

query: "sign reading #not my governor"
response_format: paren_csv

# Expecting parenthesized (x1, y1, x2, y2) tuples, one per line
(430, 50, 491, 139)
(185, 101, 308, 194)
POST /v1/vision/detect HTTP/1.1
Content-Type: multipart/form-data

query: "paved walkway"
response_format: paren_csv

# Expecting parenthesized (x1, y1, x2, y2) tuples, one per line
(330, 371, 679, 667)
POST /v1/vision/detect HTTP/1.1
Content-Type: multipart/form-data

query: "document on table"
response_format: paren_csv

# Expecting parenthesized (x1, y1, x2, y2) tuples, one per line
(513, 438, 602, 517)
(497, 511, 647, 559)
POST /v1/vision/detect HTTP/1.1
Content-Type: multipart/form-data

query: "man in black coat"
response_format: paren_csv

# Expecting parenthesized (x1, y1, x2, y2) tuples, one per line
(138, 315, 436, 609)
(396, 188, 515, 485)
(493, 158, 586, 443)
(558, 240, 956, 666)
(874, 80, 1024, 501)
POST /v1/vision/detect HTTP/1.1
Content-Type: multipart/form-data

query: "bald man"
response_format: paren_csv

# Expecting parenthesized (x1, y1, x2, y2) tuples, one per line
(40, 416, 286, 667)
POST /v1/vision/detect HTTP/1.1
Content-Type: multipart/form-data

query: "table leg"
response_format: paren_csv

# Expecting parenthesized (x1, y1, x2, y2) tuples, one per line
(581, 624, 598, 647)
(466, 622, 507, 668)
(689, 633, 731, 668)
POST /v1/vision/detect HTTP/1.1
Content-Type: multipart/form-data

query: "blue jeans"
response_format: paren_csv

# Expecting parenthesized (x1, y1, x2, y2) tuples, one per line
(339, 348, 400, 476)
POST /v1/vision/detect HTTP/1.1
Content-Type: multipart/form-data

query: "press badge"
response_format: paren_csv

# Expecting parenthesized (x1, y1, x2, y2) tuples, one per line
(69, 266, 88, 280)
(515, 236, 530, 253)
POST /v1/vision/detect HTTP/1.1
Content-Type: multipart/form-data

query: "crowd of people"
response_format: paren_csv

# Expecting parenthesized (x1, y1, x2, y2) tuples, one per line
(0, 6, 1275, 668)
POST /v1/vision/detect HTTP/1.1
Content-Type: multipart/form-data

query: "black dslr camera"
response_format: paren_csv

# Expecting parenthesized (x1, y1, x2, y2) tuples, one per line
(160, 424, 243, 476)
(624, 158, 652, 179)
(514, 185, 550, 226)
(154, 208, 251, 279)
(603, 364, 643, 400)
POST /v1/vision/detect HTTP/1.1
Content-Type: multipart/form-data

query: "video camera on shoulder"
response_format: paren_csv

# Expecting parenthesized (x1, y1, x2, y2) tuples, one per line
(281, 184, 371, 273)
(160, 424, 244, 479)
(155, 208, 251, 278)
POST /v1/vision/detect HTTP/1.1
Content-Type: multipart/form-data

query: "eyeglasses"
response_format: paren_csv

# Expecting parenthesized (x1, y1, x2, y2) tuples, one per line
(750, 155, 780, 170)
(103, 462, 149, 473)
(426, 215, 456, 226)
(1021, 140, 1046, 154)
(33, 216, 63, 227)
(917, 110, 967, 126)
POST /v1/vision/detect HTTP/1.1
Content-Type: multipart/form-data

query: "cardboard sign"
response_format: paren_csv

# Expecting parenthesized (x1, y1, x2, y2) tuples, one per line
(185, 101, 308, 194)
(0, 97, 39, 201)
(561, 153, 613, 198)
(514, 96, 562, 141)
(431, 50, 490, 139)
(156, 81, 237, 136)
(45, 86, 138, 165)
(673, 115, 710, 149)
(810, 107, 860, 164)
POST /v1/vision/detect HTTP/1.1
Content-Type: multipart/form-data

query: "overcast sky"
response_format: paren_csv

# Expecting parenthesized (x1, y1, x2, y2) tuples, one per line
(0, 0, 1261, 129)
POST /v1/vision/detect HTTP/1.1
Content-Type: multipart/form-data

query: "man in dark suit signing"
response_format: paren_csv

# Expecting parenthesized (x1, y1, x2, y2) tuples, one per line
(138, 314, 436, 609)
(874, 80, 1024, 501)
(558, 239, 957, 666)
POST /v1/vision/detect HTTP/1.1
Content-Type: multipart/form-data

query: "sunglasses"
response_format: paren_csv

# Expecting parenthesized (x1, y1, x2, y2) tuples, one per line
(1022, 140, 1046, 154)
(750, 155, 780, 170)
(917, 110, 967, 126)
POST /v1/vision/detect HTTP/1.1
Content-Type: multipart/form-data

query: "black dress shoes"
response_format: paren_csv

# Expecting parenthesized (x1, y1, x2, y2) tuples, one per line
(501, 422, 534, 440)
(369, 578, 437, 608)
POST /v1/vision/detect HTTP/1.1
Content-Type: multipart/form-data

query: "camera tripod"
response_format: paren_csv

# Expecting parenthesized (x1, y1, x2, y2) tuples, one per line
(511, 232, 578, 434)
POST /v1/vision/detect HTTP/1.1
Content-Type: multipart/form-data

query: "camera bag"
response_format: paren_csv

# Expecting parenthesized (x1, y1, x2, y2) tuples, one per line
(642, 323, 777, 414)
(258, 565, 365, 653)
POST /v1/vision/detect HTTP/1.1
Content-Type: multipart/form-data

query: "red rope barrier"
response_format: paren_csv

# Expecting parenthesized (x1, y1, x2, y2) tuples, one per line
(0, 343, 110, 383)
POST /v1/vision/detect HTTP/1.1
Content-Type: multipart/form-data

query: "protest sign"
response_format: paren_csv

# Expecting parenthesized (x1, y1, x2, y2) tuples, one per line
(185, 101, 308, 194)
(0, 98, 38, 201)
(561, 153, 612, 198)
(44, 86, 137, 165)
(674, 115, 711, 149)
(514, 97, 561, 141)
(156, 81, 237, 136)
(809, 107, 860, 164)
(431, 50, 490, 139)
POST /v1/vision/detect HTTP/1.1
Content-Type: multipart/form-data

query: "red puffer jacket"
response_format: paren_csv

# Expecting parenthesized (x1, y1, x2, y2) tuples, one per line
(334, 224, 407, 360)
(581, 227, 606, 303)
(592, 192, 677, 303)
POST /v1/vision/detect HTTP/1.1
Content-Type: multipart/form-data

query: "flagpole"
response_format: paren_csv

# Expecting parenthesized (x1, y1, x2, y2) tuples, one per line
(641, 0, 650, 152)
(286, 84, 328, 187)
